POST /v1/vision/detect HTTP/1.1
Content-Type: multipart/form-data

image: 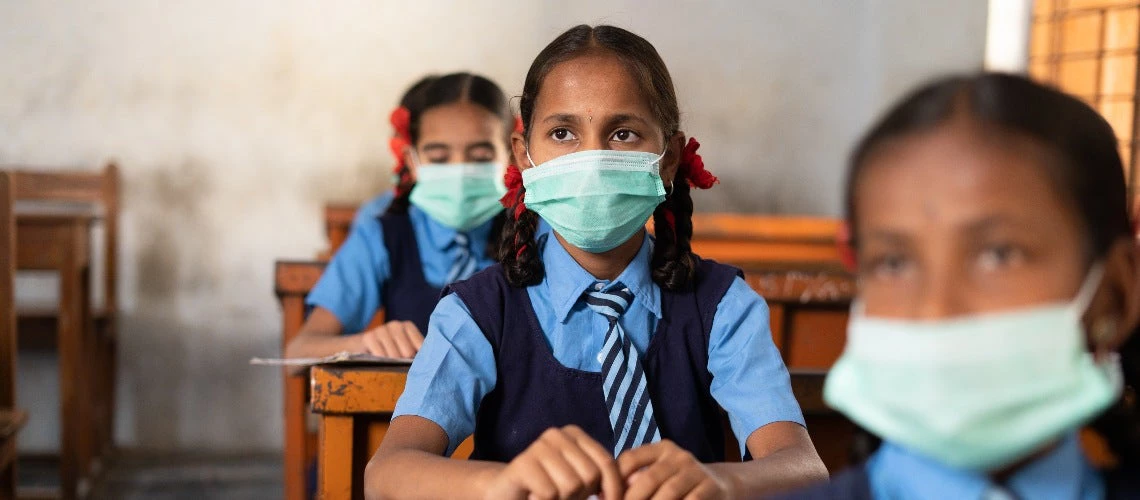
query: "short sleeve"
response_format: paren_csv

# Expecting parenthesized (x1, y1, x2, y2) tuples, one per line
(351, 192, 395, 231)
(392, 294, 498, 454)
(707, 277, 806, 455)
(305, 217, 390, 333)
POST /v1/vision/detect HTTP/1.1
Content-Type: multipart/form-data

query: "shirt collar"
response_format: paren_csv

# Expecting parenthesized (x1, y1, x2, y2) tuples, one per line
(538, 231, 662, 323)
(409, 205, 494, 251)
(870, 434, 1096, 500)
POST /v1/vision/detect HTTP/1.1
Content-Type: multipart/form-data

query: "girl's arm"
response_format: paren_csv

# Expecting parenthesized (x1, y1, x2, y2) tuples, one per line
(364, 416, 501, 500)
(284, 307, 422, 364)
(365, 416, 625, 500)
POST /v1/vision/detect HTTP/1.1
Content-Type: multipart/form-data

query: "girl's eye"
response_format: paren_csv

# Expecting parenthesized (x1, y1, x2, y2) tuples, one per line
(867, 253, 911, 280)
(977, 243, 1025, 272)
(611, 129, 640, 143)
(550, 128, 577, 142)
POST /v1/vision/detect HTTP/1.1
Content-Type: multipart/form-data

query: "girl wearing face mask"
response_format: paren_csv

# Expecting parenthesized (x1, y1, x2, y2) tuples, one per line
(365, 25, 828, 500)
(779, 73, 1140, 499)
(285, 73, 514, 362)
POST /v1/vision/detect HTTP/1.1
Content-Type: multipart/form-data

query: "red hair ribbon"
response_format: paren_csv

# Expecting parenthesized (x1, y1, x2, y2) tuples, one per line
(514, 116, 525, 134)
(500, 164, 527, 219)
(663, 137, 718, 231)
(837, 222, 857, 272)
(678, 137, 718, 189)
(389, 106, 412, 174)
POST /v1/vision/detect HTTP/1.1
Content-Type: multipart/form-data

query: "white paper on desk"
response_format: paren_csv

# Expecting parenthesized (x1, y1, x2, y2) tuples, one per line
(249, 351, 413, 367)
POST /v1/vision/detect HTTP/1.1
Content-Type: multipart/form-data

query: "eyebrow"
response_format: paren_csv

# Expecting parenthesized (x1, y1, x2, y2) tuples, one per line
(603, 113, 651, 128)
(538, 112, 653, 128)
(962, 214, 1021, 236)
(541, 113, 581, 126)
(421, 143, 450, 153)
(464, 141, 495, 155)
(861, 228, 910, 247)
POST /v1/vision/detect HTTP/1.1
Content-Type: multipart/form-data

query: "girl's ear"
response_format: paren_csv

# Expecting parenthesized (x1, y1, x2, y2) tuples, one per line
(660, 131, 686, 189)
(1090, 238, 1140, 356)
(511, 130, 530, 169)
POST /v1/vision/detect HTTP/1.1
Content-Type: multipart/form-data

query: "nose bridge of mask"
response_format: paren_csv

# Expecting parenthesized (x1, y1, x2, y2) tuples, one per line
(524, 145, 668, 170)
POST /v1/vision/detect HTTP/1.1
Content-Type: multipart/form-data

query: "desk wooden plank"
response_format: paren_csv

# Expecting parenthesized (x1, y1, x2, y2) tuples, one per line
(310, 366, 406, 414)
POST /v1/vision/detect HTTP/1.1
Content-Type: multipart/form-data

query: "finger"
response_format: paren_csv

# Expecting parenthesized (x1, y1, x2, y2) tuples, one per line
(359, 331, 384, 356)
(563, 426, 623, 500)
(404, 321, 425, 350)
(373, 328, 400, 358)
(617, 442, 666, 478)
(515, 453, 559, 500)
(387, 323, 416, 358)
(623, 459, 678, 500)
(649, 466, 704, 500)
(532, 434, 589, 499)
(683, 479, 721, 500)
(544, 430, 602, 498)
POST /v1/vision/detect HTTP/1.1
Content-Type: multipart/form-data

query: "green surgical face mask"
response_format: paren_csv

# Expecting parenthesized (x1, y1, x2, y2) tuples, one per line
(824, 264, 1123, 471)
(409, 162, 506, 231)
(522, 148, 666, 253)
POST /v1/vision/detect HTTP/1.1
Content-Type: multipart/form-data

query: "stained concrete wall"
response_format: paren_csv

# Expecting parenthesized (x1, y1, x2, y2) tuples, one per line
(0, 0, 986, 452)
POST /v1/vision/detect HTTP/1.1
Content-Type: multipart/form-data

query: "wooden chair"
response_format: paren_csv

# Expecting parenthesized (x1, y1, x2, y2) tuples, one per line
(323, 204, 357, 258)
(0, 172, 29, 498)
(10, 163, 120, 462)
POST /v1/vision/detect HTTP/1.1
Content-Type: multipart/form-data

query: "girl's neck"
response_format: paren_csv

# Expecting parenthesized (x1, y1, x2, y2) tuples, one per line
(555, 230, 645, 282)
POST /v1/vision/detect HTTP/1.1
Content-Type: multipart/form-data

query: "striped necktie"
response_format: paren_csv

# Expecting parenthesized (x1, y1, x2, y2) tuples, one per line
(446, 232, 478, 284)
(584, 281, 662, 455)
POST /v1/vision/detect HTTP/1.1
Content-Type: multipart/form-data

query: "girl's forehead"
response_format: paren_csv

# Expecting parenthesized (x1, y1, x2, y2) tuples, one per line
(856, 125, 1074, 231)
(536, 54, 655, 118)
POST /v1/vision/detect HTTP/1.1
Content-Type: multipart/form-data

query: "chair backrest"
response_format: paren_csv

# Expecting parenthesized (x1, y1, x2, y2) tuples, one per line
(9, 163, 119, 315)
(324, 203, 357, 257)
(0, 172, 16, 409)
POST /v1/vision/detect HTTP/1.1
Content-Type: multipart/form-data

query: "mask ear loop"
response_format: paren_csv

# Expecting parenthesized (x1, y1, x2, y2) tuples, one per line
(1073, 263, 1107, 315)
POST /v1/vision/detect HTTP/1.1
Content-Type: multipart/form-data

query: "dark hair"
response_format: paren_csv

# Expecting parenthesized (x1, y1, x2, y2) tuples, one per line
(847, 72, 1139, 468)
(499, 24, 698, 290)
(385, 72, 512, 254)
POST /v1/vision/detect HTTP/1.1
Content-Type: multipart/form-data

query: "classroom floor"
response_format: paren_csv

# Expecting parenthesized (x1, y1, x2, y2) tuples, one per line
(19, 452, 283, 499)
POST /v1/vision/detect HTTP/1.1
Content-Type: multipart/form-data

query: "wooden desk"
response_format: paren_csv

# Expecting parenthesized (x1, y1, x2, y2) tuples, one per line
(309, 365, 852, 500)
(16, 206, 98, 499)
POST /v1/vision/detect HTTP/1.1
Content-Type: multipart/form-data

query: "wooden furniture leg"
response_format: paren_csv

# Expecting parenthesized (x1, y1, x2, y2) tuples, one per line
(318, 415, 356, 500)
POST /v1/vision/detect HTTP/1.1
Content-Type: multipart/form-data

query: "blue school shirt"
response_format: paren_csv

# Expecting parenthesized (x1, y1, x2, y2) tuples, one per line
(350, 191, 395, 231)
(305, 205, 498, 334)
(393, 233, 805, 454)
(867, 433, 1103, 500)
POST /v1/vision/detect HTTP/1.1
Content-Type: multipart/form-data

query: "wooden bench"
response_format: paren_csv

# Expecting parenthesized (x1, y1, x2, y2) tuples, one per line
(10, 163, 120, 465)
(0, 172, 29, 499)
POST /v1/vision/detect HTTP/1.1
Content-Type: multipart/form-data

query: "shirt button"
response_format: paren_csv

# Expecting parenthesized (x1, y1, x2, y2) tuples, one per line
(594, 283, 604, 291)
(596, 352, 605, 363)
